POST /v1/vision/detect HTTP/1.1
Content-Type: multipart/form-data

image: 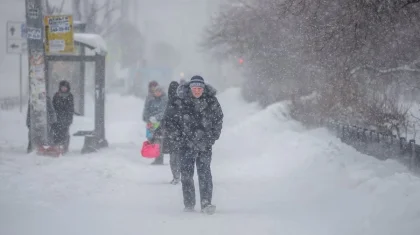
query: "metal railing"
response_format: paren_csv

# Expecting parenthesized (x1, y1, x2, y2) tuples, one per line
(292, 111, 420, 172)
(0, 96, 26, 111)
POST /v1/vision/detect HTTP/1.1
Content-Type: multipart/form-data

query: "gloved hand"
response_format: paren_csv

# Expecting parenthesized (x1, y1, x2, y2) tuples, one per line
(196, 142, 208, 152)
(149, 116, 157, 123)
(187, 139, 211, 152)
(205, 132, 216, 146)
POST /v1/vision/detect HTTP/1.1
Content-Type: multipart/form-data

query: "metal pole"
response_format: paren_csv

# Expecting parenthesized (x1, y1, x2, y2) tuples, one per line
(19, 54, 23, 113)
(25, 0, 49, 148)
(72, 0, 82, 21)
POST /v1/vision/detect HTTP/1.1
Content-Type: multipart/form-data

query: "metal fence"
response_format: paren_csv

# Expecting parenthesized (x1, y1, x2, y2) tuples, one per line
(293, 112, 420, 172)
(0, 96, 26, 111)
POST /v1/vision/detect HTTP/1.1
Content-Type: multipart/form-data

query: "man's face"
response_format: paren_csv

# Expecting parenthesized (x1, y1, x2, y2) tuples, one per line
(191, 87, 204, 98)
(60, 86, 68, 92)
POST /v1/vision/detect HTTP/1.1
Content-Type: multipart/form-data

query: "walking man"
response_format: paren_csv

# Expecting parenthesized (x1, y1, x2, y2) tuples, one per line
(177, 75, 223, 214)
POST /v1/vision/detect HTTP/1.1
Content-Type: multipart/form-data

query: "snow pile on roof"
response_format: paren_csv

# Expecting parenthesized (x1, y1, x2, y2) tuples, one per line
(74, 33, 107, 55)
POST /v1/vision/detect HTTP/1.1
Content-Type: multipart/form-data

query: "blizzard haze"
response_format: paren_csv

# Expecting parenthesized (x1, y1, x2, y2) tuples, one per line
(2, 89, 420, 235)
(1, 1, 420, 235)
(0, 0, 232, 98)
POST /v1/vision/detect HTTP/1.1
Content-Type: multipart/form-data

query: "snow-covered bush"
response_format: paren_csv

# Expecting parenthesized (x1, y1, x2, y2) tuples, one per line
(202, 0, 420, 132)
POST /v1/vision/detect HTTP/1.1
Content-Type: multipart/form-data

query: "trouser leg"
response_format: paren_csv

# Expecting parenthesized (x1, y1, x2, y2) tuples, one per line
(181, 151, 196, 208)
(27, 130, 32, 153)
(151, 138, 164, 164)
(196, 150, 213, 209)
(170, 152, 181, 179)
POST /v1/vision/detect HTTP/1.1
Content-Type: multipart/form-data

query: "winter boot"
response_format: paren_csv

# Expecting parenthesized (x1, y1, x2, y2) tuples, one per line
(170, 178, 181, 185)
(63, 134, 70, 153)
(151, 160, 164, 165)
(151, 155, 164, 165)
(201, 204, 216, 215)
(183, 206, 195, 212)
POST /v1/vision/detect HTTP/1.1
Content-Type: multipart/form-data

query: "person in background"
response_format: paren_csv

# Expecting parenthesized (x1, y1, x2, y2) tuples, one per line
(176, 75, 224, 214)
(52, 80, 74, 153)
(145, 80, 159, 100)
(142, 85, 168, 165)
(155, 81, 183, 184)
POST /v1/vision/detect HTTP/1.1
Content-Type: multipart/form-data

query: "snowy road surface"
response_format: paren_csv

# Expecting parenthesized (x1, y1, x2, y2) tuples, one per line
(1, 88, 420, 235)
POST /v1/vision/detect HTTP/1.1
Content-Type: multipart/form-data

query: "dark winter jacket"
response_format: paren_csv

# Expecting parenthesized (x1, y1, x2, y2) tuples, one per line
(157, 81, 184, 153)
(52, 80, 74, 127)
(142, 93, 168, 123)
(176, 83, 223, 152)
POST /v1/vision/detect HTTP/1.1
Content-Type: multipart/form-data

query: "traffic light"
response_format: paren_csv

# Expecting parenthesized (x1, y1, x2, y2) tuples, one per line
(238, 58, 244, 65)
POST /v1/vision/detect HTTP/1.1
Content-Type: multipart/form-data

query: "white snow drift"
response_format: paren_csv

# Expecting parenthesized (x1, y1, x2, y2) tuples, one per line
(0, 88, 420, 235)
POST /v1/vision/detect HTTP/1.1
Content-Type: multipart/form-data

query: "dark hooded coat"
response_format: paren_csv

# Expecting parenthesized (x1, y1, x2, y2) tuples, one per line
(156, 81, 184, 153)
(142, 89, 168, 123)
(52, 80, 74, 127)
(176, 83, 223, 152)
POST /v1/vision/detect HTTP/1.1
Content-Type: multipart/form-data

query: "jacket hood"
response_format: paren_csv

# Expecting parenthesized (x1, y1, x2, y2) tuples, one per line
(176, 83, 217, 99)
(59, 80, 71, 91)
(168, 81, 180, 100)
(205, 84, 217, 96)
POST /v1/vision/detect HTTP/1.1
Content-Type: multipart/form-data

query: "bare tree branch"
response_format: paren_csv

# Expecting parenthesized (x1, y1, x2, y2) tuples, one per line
(401, 0, 420, 8)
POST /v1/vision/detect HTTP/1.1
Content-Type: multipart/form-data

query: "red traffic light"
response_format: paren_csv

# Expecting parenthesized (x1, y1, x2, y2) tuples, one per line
(238, 58, 244, 64)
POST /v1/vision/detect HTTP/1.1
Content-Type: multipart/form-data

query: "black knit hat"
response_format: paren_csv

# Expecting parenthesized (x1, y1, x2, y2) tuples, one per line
(59, 80, 70, 91)
(189, 75, 205, 88)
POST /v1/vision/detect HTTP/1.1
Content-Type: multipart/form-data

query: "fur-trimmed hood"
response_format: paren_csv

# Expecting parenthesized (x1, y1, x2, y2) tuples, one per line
(176, 83, 217, 99)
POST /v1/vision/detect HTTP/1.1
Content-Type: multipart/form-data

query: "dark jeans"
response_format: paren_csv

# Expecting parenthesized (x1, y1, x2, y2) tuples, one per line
(151, 138, 164, 164)
(27, 130, 34, 153)
(181, 148, 213, 209)
(170, 152, 181, 179)
(52, 123, 70, 151)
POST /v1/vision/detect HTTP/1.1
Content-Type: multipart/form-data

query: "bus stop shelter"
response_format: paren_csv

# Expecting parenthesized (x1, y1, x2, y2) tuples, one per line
(45, 33, 108, 154)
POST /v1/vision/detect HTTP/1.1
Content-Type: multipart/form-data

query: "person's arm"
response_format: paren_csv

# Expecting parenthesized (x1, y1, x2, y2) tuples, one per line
(160, 103, 171, 129)
(154, 97, 168, 122)
(209, 97, 224, 144)
(52, 93, 59, 111)
(68, 94, 74, 124)
(142, 97, 150, 122)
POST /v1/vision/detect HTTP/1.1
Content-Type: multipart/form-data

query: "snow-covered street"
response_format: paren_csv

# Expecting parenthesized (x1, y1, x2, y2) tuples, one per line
(1, 88, 420, 235)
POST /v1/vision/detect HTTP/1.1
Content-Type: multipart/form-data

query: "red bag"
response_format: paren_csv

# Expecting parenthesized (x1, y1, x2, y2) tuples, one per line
(37, 145, 62, 157)
(141, 141, 161, 158)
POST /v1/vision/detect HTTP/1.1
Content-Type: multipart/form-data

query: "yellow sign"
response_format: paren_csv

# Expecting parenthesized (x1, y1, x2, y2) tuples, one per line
(44, 15, 74, 54)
